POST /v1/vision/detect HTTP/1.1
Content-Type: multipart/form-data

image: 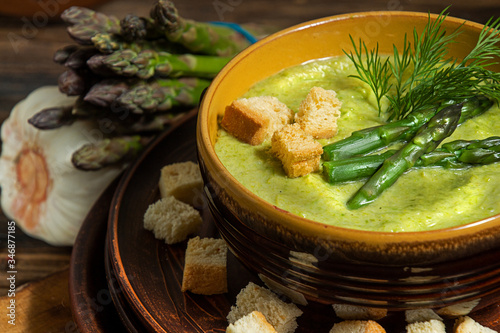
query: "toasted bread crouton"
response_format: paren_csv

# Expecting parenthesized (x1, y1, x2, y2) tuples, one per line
(227, 311, 278, 333)
(271, 123, 323, 178)
(406, 319, 446, 333)
(435, 299, 480, 317)
(181, 236, 228, 295)
(405, 309, 442, 323)
(143, 196, 202, 244)
(332, 304, 387, 321)
(221, 96, 293, 145)
(158, 161, 203, 207)
(295, 86, 341, 139)
(329, 320, 386, 333)
(227, 282, 303, 333)
(454, 316, 496, 333)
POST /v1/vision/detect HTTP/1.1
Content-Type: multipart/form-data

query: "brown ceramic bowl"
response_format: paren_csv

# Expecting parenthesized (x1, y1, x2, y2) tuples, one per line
(197, 11, 500, 311)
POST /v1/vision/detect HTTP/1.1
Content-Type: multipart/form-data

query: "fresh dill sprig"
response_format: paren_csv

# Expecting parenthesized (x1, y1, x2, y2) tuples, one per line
(345, 9, 500, 120)
(346, 36, 392, 115)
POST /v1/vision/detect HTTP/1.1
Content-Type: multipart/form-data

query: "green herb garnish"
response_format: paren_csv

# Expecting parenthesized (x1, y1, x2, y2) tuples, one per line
(345, 9, 500, 120)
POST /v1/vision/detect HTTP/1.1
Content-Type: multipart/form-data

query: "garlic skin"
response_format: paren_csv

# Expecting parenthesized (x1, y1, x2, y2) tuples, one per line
(0, 86, 123, 246)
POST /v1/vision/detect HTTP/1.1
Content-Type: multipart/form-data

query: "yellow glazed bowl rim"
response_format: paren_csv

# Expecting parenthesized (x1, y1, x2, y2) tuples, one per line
(198, 11, 500, 248)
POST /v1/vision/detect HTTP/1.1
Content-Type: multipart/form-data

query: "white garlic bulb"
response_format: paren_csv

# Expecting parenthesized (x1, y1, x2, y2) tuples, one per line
(0, 86, 123, 246)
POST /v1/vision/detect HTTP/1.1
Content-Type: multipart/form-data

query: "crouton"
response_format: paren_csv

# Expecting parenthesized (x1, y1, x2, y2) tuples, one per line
(332, 304, 387, 321)
(406, 319, 446, 333)
(143, 196, 202, 244)
(329, 320, 386, 333)
(295, 86, 341, 139)
(226, 311, 278, 333)
(405, 308, 443, 323)
(271, 123, 323, 177)
(227, 282, 303, 333)
(158, 161, 204, 207)
(454, 316, 496, 333)
(181, 236, 228, 295)
(221, 96, 293, 145)
(435, 299, 481, 317)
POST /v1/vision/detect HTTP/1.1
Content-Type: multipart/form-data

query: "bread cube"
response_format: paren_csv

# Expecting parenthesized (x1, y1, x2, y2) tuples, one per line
(181, 236, 228, 295)
(406, 319, 446, 333)
(158, 161, 204, 207)
(143, 196, 202, 244)
(454, 316, 496, 333)
(221, 96, 293, 145)
(332, 304, 387, 321)
(295, 86, 341, 139)
(271, 123, 323, 177)
(227, 282, 302, 333)
(329, 320, 386, 333)
(226, 311, 277, 333)
(405, 308, 442, 323)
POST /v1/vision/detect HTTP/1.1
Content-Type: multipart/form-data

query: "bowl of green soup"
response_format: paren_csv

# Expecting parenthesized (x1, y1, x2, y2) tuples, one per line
(197, 11, 500, 311)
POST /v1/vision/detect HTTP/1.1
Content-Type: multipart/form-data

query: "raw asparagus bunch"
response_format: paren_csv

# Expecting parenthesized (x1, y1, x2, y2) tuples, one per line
(324, 136, 500, 184)
(346, 103, 462, 209)
(322, 96, 493, 161)
(28, 1, 256, 170)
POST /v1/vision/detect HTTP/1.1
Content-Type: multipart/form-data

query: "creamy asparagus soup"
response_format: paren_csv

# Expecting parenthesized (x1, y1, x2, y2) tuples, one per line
(214, 56, 500, 232)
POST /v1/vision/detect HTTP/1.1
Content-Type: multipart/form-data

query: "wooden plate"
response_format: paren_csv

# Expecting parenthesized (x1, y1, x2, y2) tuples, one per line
(69, 177, 130, 332)
(106, 110, 500, 332)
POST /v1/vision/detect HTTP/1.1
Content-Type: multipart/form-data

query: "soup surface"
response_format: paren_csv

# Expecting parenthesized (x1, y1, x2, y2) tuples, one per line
(215, 56, 500, 232)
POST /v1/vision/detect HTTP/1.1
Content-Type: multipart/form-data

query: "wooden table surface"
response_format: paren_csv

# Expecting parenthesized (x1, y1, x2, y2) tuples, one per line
(1, 0, 500, 332)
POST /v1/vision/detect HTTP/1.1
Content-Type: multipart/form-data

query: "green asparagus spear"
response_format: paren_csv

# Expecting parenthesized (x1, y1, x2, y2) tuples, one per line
(120, 14, 161, 41)
(112, 113, 185, 134)
(86, 54, 121, 76)
(322, 108, 433, 161)
(322, 96, 493, 161)
(28, 98, 184, 134)
(28, 105, 75, 129)
(58, 68, 93, 96)
(346, 103, 462, 209)
(90, 33, 125, 54)
(116, 77, 210, 114)
(65, 47, 100, 69)
(93, 49, 231, 79)
(150, 0, 250, 56)
(450, 137, 500, 164)
(54, 45, 99, 70)
(53, 45, 80, 64)
(323, 150, 397, 184)
(61, 6, 121, 45)
(83, 79, 133, 107)
(72, 135, 150, 170)
(89, 31, 189, 54)
(324, 137, 500, 183)
(28, 98, 106, 129)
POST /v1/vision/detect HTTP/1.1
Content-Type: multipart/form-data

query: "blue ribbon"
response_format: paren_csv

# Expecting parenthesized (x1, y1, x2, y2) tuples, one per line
(209, 21, 259, 44)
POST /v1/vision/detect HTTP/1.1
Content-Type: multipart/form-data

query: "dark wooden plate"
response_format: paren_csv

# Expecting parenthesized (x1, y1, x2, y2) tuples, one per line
(106, 110, 500, 332)
(69, 176, 130, 332)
